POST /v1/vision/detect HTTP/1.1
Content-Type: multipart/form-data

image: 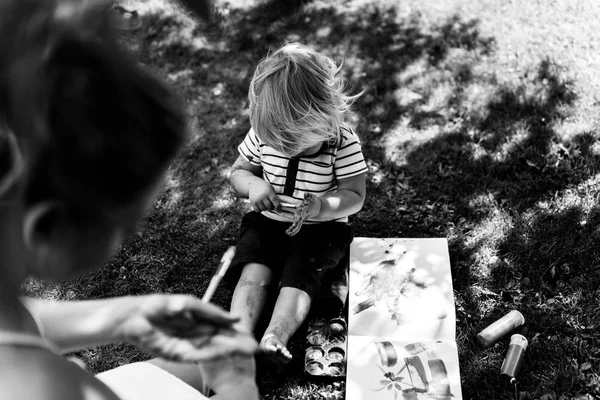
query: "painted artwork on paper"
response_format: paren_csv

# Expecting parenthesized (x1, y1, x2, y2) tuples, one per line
(348, 238, 456, 341)
(346, 337, 462, 400)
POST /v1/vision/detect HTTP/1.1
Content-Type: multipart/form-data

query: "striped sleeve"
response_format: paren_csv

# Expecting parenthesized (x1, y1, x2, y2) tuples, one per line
(334, 129, 368, 179)
(237, 128, 262, 167)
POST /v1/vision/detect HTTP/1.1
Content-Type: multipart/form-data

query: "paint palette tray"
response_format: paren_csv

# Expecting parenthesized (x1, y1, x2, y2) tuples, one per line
(304, 316, 347, 377)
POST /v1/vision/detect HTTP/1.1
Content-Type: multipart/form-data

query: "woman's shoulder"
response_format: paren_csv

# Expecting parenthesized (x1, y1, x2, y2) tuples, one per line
(0, 347, 120, 400)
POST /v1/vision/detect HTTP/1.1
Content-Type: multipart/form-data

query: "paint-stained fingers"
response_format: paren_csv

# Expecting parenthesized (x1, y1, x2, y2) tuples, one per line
(257, 197, 279, 212)
(277, 208, 296, 218)
(285, 223, 300, 237)
(251, 200, 267, 212)
(257, 200, 268, 211)
(268, 193, 281, 212)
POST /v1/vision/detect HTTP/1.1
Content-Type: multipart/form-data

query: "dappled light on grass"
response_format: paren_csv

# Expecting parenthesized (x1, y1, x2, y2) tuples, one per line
(379, 118, 441, 166)
(20, 277, 79, 301)
(209, 180, 240, 211)
(462, 197, 513, 278)
(122, 0, 185, 16)
(159, 187, 183, 211)
(354, 10, 599, 394)
(492, 121, 531, 163)
(155, 170, 183, 211)
(210, 197, 237, 210)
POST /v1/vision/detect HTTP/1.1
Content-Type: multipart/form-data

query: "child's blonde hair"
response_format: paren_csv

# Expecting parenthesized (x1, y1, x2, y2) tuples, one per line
(248, 42, 362, 156)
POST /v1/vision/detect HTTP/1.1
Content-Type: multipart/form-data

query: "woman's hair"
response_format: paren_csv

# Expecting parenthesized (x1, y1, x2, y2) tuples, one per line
(0, 0, 187, 216)
(248, 42, 361, 156)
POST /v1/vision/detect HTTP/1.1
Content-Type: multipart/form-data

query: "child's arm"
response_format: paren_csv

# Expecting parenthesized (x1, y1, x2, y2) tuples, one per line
(278, 172, 366, 222)
(230, 155, 281, 211)
(229, 155, 263, 197)
(298, 128, 368, 221)
(312, 172, 367, 221)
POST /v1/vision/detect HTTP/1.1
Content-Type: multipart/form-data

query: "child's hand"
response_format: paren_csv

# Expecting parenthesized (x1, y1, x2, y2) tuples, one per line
(278, 194, 322, 218)
(279, 193, 322, 236)
(301, 193, 322, 220)
(248, 180, 281, 212)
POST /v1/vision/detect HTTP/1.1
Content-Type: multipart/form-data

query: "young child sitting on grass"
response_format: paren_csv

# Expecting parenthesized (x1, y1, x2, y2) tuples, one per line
(227, 42, 368, 364)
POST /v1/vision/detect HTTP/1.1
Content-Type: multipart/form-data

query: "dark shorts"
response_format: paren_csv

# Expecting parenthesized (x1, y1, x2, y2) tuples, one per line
(225, 212, 354, 297)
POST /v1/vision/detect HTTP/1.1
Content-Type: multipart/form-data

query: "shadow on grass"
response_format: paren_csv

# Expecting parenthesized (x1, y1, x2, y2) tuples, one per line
(372, 32, 600, 396)
(461, 203, 600, 397)
(21, 1, 600, 398)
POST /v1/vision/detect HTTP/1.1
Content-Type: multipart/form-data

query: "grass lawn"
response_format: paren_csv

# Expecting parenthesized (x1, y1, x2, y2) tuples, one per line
(22, 0, 600, 398)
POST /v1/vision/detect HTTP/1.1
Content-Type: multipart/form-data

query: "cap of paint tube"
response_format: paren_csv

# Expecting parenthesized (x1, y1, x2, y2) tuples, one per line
(500, 334, 528, 384)
(477, 310, 525, 347)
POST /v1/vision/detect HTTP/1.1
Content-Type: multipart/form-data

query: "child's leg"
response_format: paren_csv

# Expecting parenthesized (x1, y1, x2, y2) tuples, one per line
(257, 222, 353, 364)
(259, 286, 312, 364)
(230, 262, 273, 332)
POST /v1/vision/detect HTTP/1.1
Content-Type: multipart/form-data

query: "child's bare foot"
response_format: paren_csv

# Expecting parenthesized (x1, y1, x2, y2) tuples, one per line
(259, 334, 292, 365)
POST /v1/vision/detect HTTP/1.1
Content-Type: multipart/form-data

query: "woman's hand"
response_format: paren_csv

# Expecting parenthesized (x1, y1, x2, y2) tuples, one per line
(115, 294, 257, 362)
(198, 348, 259, 399)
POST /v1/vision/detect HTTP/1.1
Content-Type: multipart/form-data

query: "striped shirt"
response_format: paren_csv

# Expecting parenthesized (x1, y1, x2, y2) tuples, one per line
(238, 127, 368, 223)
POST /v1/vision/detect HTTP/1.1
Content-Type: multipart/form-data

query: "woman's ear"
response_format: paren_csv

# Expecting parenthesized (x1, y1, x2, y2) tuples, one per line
(21, 201, 73, 277)
(22, 202, 62, 250)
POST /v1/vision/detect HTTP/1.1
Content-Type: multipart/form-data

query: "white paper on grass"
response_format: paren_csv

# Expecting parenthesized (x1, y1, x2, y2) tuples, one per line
(346, 337, 461, 400)
(346, 238, 462, 400)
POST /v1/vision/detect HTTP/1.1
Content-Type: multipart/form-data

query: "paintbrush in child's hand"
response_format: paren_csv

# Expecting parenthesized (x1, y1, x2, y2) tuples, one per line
(242, 199, 298, 208)
(201, 246, 236, 303)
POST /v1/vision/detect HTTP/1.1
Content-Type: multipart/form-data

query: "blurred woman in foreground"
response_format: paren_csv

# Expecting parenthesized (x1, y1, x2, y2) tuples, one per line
(0, 0, 257, 399)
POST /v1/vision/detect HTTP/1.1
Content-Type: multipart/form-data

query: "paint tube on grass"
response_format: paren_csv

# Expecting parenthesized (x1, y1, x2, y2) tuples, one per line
(477, 310, 525, 347)
(500, 334, 528, 384)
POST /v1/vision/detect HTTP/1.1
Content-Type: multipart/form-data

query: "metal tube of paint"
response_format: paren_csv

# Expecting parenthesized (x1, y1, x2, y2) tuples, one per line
(477, 310, 525, 347)
(500, 334, 528, 384)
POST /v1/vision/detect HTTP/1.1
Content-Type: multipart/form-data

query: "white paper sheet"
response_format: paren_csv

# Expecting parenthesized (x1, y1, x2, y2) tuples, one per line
(346, 238, 462, 400)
